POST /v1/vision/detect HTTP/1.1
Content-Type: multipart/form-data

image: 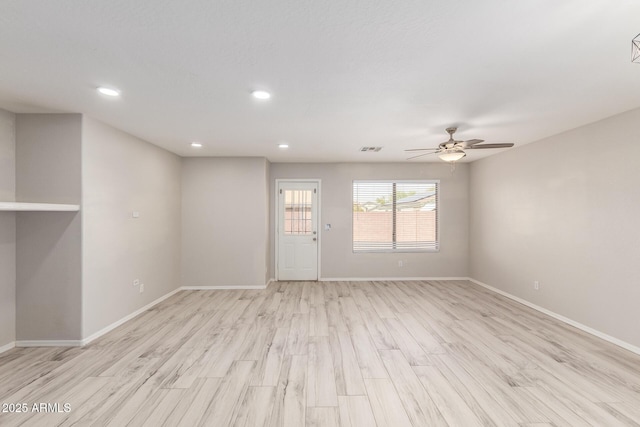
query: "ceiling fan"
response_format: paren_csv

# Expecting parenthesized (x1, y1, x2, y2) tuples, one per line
(406, 127, 514, 162)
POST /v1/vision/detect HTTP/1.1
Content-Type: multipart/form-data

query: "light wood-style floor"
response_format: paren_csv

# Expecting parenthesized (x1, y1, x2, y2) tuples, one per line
(2, 280, 640, 426)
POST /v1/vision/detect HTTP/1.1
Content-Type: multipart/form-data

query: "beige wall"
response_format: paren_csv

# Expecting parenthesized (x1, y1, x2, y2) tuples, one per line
(0, 110, 15, 201)
(270, 162, 469, 279)
(16, 115, 82, 204)
(469, 107, 640, 348)
(0, 109, 16, 347)
(182, 157, 269, 287)
(16, 212, 82, 340)
(265, 160, 272, 282)
(82, 117, 182, 338)
(15, 114, 82, 340)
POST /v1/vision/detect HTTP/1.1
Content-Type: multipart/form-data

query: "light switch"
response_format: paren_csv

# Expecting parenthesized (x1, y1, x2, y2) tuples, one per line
(132, 211, 140, 218)
(324, 224, 331, 231)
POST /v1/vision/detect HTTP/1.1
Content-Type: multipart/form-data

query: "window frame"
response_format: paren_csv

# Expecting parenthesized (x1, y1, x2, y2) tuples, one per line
(352, 179, 440, 253)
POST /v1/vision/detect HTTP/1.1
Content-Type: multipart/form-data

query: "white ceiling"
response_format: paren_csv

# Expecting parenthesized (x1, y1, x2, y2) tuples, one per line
(1, 0, 639, 162)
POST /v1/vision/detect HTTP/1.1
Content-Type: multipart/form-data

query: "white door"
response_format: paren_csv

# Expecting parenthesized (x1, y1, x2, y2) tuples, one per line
(277, 181, 319, 281)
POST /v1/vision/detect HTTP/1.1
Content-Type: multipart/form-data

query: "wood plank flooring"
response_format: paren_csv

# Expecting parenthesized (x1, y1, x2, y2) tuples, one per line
(1, 280, 640, 426)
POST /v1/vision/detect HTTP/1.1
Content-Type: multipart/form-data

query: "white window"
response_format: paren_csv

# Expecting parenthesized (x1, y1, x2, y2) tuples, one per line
(283, 189, 314, 235)
(352, 180, 439, 252)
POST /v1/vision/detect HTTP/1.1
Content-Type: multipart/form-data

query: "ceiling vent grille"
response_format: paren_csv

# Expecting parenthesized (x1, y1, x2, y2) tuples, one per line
(360, 147, 383, 152)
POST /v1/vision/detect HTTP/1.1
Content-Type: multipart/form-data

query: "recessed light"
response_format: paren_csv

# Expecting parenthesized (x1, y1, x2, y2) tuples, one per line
(97, 87, 120, 97)
(251, 90, 271, 100)
(278, 143, 289, 149)
(191, 142, 203, 148)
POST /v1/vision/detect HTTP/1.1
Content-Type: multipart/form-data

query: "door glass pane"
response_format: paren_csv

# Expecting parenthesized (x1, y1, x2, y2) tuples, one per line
(284, 189, 313, 235)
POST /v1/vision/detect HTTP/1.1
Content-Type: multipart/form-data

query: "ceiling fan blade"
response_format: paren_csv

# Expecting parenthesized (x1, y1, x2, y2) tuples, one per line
(463, 139, 484, 146)
(407, 152, 439, 160)
(404, 148, 440, 152)
(467, 143, 514, 149)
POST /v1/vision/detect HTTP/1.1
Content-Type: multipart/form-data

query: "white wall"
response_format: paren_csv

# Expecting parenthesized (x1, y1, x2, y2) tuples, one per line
(182, 157, 270, 288)
(270, 162, 469, 279)
(82, 117, 182, 338)
(0, 109, 16, 348)
(469, 107, 640, 349)
(15, 114, 82, 341)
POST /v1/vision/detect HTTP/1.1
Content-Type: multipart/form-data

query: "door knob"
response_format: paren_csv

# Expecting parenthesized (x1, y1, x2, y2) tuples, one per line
(313, 237, 317, 241)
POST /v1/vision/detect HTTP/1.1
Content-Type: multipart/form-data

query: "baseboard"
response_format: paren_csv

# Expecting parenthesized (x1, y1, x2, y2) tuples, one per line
(81, 287, 183, 346)
(180, 278, 273, 290)
(16, 340, 83, 347)
(319, 277, 469, 282)
(467, 277, 640, 356)
(0, 341, 16, 354)
(181, 285, 268, 290)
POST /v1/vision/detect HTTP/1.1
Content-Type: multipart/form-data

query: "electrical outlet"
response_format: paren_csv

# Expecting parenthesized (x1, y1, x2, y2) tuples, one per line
(139, 283, 144, 293)
(133, 279, 139, 287)
(534, 281, 540, 291)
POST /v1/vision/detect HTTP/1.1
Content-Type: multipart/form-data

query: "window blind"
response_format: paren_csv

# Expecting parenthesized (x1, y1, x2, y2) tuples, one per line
(352, 180, 439, 252)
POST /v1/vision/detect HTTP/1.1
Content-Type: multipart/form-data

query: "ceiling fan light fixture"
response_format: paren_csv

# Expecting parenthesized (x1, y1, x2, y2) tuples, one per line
(438, 149, 466, 162)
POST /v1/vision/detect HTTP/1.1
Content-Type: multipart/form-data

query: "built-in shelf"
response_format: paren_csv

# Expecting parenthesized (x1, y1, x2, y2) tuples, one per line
(0, 202, 80, 212)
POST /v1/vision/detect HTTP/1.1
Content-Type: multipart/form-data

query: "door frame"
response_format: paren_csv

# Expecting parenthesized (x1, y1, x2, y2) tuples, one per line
(275, 179, 322, 281)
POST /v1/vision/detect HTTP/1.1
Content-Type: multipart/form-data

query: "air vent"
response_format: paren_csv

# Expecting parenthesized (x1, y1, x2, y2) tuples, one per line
(360, 147, 383, 152)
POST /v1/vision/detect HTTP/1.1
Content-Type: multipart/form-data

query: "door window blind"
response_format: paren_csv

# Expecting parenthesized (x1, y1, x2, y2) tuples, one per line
(352, 180, 439, 252)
